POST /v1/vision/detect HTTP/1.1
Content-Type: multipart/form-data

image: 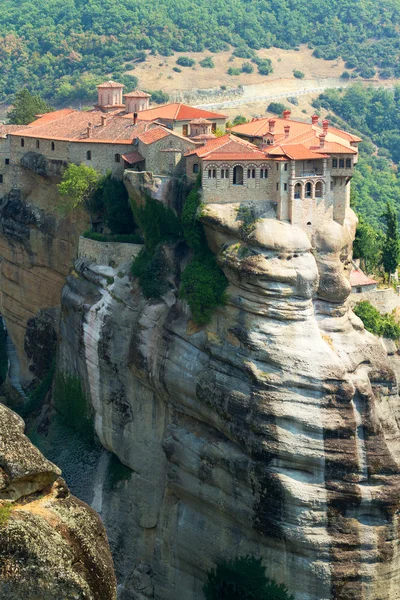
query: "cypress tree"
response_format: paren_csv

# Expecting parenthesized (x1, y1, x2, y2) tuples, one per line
(382, 202, 400, 282)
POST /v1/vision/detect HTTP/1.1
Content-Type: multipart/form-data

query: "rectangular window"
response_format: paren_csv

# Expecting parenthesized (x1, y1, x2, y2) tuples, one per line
(221, 169, 225, 179)
(332, 158, 337, 168)
(330, 181, 333, 191)
(0, 175, 3, 184)
(182, 125, 188, 137)
(339, 158, 344, 168)
(284, 163, 288, 171)
(284, 183, 287, 191)
(5, 158, 9, 165)
(276, 164, 279, 171)
(276, 183, 279, 190)
(346, 158, 351, 168)
(260, 169, 264, 179)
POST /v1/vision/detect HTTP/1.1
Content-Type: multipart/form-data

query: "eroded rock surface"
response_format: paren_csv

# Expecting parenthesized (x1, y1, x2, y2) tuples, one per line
(0, 403, 117, 600)
(57, 200, 400, 600)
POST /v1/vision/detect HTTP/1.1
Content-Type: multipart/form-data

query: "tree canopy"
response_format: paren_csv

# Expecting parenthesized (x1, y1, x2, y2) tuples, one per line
(7, 89, 53, 125)
(2, 0, 400, 104)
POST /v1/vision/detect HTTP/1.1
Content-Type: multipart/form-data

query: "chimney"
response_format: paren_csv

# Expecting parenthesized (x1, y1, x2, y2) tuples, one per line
(101, 116, 107, 127)
(269, 119, 276, 134)
(322, 119, 329, 134)
(311, 115, 319, 125)
(133, 112, 138, 125)
(86, 122, 93, 138)
(319, 133, 326, 148)
(282, 110, 291, 120)
(284, 124, 290, 139)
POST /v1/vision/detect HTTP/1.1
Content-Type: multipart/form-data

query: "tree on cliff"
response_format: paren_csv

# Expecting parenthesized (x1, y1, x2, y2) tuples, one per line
(57, 164, 101, 220)
(382, 202, 400, 282)
(7, 89, 53, 125)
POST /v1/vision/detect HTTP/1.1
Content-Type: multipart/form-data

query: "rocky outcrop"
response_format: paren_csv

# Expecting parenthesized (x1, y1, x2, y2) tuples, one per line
(57, 198, 400, 600)
(0, 402, 117, 600)
(0, 165, 88, 383)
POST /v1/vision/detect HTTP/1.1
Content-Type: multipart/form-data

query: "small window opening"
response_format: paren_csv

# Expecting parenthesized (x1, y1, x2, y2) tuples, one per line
(332, 158, 337, 168)
(0, 175, 3, 184)
(51, 142, 55, 151)
(305, 182, 312, 198)
(346, 158, 351, 168)
(284, 183, 287, 191)
(36, 140, 40, 149)
(294, 183, 301, 199)
(339, 158, 344, 168)
(284, 163, 288, 171)
(20, 138, 24, 147)
(247, 168, 255, 179)
(115, 153, 121, 163)
(208, 168, 216, 179)
(86, 150, 92, 160)
(276, 182, 279, 191)
(193, 163, 199, 174)
(233, 165, 243, 185)
(5, 158, 9, 165)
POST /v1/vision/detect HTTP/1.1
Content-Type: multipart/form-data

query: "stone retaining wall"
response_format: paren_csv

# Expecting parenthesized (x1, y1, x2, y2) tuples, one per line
(349, 287, 400, 314)
(78, 237, 143, 267)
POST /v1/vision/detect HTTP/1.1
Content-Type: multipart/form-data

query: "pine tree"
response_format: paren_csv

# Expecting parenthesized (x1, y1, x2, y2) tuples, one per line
(7, 89, 53, 125)
(382, 202, 400, 282)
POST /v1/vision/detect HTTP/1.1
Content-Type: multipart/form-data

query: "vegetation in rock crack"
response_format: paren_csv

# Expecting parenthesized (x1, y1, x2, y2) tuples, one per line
(0, 321, 8, 387)
(131, 246, 170, 299)
(203, 555, 294, 600)
(3, 0, 400, 103)
(0, 503, 12, 528)
(130, 195, 182, 253)
(54, 373, 94, 443)
(180, 182, 228, 324)
(92, 173, 136, 235)
(83, 231, 142, 244)
(7, 89, 53, 125)
(353, 301, 400, 340)
(20, 358, 56, 418)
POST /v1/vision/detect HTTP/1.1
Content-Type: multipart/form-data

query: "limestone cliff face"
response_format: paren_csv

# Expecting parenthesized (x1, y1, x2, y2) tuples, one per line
(57, 200, 400, 600)
(0, 402, 117, 600)
(0, 156, 88, 383)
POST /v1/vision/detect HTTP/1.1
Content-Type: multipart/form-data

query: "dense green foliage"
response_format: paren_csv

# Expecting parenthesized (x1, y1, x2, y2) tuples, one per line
(83, 231, 142, 243)
(353, 301, 400, 339)
(0, 503, 12, 528)
(382, 202, 400, 279)
(353, 216, 382, 273)
(93, 173, 136, 234)
(131, 246, 170, 298)
(7, 89, 53, 124)
(146, 90, 170, 104)
(293, 69, 304, 79)
(199, 57, 215, 68)
(180, 184, 228, 324)
(20, 358, 56, 418)
(204, 555, 294, 600)
(0, 321, 8, 387)
(57, 163, 102, 216)
(54, 372, 94, 441)
(176, 56, 195, 67)
(129, 195, 182, 252)
(3, 0, 400, 103)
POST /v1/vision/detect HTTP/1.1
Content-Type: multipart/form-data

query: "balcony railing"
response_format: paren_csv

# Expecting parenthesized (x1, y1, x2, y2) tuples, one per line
(294, 171, 324, 178)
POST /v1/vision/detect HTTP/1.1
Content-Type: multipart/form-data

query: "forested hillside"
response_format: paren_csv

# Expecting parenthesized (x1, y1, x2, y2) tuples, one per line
(314, 85, 400, 230)
(1, 0, 400, 103)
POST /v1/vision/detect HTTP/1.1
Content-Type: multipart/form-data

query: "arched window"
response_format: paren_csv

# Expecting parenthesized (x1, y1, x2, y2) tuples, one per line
(193, 163, 199, 174)
(86, 150, 92, 160)
(115, 154, 121, 163)
(305, 182, 312, 198)
(247, 168, 255, 179)
(207, 168, 216, 179)
(260, 168, 268, 179)
(233, 165, 243, 185)
(294, 183, 302, 199)
(51, 142, 55, 151)
(20, 138, 24, 148)
(221, 168, 229, 179)
(36, 140, 40, 149)
(315, 182, 323, 198)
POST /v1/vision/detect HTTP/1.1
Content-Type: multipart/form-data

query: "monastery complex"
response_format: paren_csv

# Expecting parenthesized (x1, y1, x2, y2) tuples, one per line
(0, 80, 360, 236)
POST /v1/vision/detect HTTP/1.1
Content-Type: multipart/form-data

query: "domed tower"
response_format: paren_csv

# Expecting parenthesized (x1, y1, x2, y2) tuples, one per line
(123, 90, 151, 113)
(96, 81, 125, 112)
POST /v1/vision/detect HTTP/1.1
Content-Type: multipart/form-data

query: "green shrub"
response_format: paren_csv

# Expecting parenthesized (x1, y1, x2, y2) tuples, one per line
(54, 373, 94, 442)
(92, 173, 135, 234)
(227, 67, 241, 76)
(241, 62, 254, 74)
(173, 66, 182, 72)
(83, 231, 142, 244)
(267, 102, 288, 114)
(0, 321, 8, 387)
(293, 69, 305, 79)
(0, 503, 12, 528)
(131, 246, 169, 298)
(254, 57, 273, 76)
(204, 555, 294, 600)
(353, 301, 400, 339)
(147, 90, 170, 104)
(200, 57, 215, 68)
(130, 196, 182, 252)
(180, 183, 228, 324)
(176, 56, 195, 67)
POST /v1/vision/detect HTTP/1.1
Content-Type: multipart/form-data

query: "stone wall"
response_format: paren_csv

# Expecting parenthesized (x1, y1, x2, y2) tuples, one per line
(78, 237, 143, 267)
(138, 133, 195, 176)
(349, 287, 400, 314)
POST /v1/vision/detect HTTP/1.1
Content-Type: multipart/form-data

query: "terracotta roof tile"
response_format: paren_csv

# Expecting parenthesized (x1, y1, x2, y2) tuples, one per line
(122, 151, 145, 164)
(137, 127, 170, 144)
(266, 144, 328, 160)
(312, 141, 357, 154)
(123, 90, 151, 98)
(97, 80, 124, 88)
(0, 124, 25, 136)
(350, 268, 377, 287)
(134, 103, 227, 122)
(203, 152, 267, 161)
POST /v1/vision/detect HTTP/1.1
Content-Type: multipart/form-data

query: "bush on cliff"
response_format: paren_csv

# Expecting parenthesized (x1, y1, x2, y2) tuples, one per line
(93, 174, 136, 234)
(180, 182, 228, 324)
(204, 555, 294, 600)
(131, 246, 170, 299)
(57, 163, 102, 218)
(130, 195, 182, 252)
(353, 300, 400, 339)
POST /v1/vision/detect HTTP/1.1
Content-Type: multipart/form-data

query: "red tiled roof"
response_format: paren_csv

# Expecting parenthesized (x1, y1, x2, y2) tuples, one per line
(133, 103, 227, 122)
(350, 268, 377, 288)
(122, 151, 145, 164)
(328, 126, 362, 143)
(203, 153, 267, 161)
(97, 80, 124, 88)
(186, 134, 263, 159)
(123, 90, 151, 98)
(312, 142, 357, 155)
(137, 127, 170, 144)
(266, 144, 328, 160)
(0, 124, 25, 136)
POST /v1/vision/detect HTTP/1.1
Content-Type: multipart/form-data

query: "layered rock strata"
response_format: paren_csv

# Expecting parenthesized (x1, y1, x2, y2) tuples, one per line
(57, 200, 400, 600)
(0, 402, 117, 600)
